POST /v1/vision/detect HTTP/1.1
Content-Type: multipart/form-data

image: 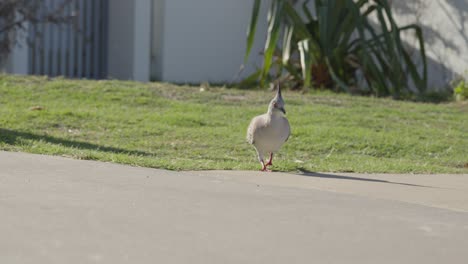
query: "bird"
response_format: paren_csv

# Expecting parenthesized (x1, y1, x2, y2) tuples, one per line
(247, 84, 290, 172)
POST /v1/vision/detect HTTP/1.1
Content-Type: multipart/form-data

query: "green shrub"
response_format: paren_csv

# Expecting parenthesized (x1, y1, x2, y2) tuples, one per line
(244, 0, 427, 98)
(454, 80, 468, 101)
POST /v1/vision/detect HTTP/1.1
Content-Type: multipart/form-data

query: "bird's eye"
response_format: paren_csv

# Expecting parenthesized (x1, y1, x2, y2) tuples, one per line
(273, 103, 278, 107)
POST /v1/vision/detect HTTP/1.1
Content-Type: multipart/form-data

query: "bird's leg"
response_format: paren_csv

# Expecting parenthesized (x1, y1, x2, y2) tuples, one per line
(259, 159, 271, 172)
(260, 159, 267, 171)
(257, 151, 271, 172)
(261, 162, 271, 172)
(265, 153, 273, 167)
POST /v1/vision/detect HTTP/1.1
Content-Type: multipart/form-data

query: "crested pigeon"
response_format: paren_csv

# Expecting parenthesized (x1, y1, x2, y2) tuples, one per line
(247, 84, 290, 171)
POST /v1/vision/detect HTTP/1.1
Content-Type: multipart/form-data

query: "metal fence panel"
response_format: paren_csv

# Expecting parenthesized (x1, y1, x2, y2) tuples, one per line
(28, 0, 108, 79)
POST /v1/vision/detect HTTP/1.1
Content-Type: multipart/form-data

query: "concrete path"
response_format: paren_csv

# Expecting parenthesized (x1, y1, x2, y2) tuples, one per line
(1, 151, 467, 264)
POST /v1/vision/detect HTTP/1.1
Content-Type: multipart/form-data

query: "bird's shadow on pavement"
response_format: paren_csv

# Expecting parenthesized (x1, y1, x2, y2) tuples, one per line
(296, 168, 437, 188)
(0, 128, 153, 157)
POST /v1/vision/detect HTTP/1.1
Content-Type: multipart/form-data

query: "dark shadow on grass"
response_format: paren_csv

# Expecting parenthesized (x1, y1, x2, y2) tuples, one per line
(0, 128, 154, 157)
(297, 168, 436, 188)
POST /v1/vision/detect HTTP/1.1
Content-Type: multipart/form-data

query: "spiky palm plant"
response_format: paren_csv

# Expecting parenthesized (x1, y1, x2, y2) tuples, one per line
(244, 0, 427, 97)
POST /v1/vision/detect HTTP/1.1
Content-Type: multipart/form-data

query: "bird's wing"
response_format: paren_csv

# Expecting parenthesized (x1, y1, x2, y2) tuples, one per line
(283, 117, 291, 142)
(246, 114, 268, 144)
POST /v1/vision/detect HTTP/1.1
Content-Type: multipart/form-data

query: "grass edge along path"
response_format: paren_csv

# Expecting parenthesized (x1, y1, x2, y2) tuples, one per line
(0, 75, 467, 173)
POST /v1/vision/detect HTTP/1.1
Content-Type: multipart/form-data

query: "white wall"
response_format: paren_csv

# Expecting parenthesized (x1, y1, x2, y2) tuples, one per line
(133, 0, 151, 82)
(107, 0, 135, 80)
(153, 0, 269, 84)
(107, 0, 151, 82)
(150, 0, 165, 81)
(390, 0, 468, 90)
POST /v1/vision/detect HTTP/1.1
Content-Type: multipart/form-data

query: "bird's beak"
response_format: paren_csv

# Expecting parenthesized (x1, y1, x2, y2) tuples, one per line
(280, 107, 286, 114)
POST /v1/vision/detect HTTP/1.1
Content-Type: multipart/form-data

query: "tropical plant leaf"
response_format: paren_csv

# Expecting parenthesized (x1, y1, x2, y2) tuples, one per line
(399, 25, 428, 93)
(261, 0, 284, 86)
(298, 39, 313, 88)
(244, 0, 261, 63)
(243, 0, 428, 97)
(282, 24, 294, 65)
(301, 0, 314, 22)
(238, 69, 262, 88)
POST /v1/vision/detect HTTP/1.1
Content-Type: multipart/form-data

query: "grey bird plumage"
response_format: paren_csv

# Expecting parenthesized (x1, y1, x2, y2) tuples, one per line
(247, 84, 290, 171)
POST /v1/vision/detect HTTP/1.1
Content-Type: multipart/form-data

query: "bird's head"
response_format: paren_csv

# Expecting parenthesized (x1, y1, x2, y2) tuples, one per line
(269, 84, 286, 115)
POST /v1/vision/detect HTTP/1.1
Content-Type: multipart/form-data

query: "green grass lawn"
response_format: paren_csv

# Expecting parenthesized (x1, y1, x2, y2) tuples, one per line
(0, 74, 467, 173)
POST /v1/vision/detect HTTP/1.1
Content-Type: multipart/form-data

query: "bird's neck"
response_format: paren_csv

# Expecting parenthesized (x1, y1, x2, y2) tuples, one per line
(267, 108, 283, 118)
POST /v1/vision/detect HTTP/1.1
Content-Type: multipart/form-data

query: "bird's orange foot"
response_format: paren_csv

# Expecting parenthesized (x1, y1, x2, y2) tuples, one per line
(265, 153, 273, 167)
(261, 165, 272, 172)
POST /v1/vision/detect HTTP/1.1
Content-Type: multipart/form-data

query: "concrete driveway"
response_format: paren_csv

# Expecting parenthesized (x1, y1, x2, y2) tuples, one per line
(1, 151, 467, 263)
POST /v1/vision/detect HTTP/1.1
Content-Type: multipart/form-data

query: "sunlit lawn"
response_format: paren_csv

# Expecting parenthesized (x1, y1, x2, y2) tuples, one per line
(0, 74, 467, 173)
